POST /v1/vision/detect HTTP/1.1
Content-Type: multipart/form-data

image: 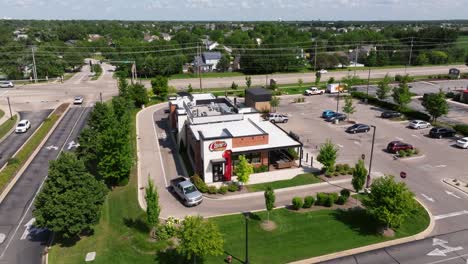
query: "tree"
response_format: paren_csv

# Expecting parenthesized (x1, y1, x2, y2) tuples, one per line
(188, 84, 193, 93)
(342, 96, 355, 120)
(327, 77, 335, 84)
(145, 179, 160, 238)
(264, 186, 275, 222)
(245, 76, 252, 88)
(270, 96, 280, 112)
(363, 175, 415, 229)
(297, 78, 303, 89)
(217, 55, 230, 72)
(129, 83, 149, 108)
(151, 76, 169, 97)
(415, 53, 429, 66)
(392, 82, 412, 111)
(317, 139, 338, 173)
(231, 81, 238, 90)
(422, 90, 449, 122)
(376, 74, 392, 100)
(177, 215, 224, 263)
(33, 152, 107, 239)
(315, 71, 321, 85)
(234, 155, 253, 186)
(465, 55, 468, 66)
(429, 50, 449, 64)
(352, 159, 367, 193)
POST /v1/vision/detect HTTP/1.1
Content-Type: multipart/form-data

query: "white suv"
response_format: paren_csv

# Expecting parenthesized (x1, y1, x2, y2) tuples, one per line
(0, 81, 14, 88)
(408, 120, 430, 129)
(15, 120, 31, 133)
(268, 113, 288, 123)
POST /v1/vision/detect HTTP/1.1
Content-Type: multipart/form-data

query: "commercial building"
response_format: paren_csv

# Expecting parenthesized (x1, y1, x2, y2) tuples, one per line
(169, 91, 302, 183)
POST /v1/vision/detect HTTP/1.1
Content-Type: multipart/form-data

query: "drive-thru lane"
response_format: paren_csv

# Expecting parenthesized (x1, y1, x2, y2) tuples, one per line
(0, 105, 92, 264)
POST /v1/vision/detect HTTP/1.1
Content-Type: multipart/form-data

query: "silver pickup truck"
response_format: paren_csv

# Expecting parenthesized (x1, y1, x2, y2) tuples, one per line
(170, 177, 203, 206)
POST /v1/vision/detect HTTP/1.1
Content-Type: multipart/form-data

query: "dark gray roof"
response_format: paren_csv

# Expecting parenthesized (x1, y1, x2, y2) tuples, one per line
(202, 52, 222, 60)
(246, 87, 272, 96)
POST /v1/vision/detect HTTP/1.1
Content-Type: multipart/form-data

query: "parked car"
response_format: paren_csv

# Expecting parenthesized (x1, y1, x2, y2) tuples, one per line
(170, 177, 203, 206)
(321, 110, 336, 118)
(346, 124, 370, 134)
(0, 81, 14, 88)
(456, 137, 468, 149)
(380, 111, 401, 119)
(268, 113, 288, 123)
(303, 87, 324, 96)
(386, 141, 413, 153)
(73, 96, 84, 105)
(408, 120, 430, 129)
(325, 113, 347, 122)
(15, 119, 31, 133)
(319, 69, 328, 74)
(429, 127, 456, 139)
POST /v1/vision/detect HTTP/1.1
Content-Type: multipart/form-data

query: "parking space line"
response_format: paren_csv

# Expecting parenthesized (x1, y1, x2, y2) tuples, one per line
(353, 141, 361, 145)
(396, 137, 404, 141)
(337, 144, 344, 148)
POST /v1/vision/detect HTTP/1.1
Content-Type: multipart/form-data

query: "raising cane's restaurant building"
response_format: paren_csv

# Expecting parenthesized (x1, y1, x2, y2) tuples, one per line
(168, 92, 303, 184)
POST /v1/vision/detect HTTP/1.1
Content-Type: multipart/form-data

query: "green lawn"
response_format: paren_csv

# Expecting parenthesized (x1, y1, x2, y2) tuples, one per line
(168, 72, 245, 80)
(0, 115, 17, 140)
(456, 36, 468, 53)
(0, 109, 4, 120)
(246, 173, 322, 192)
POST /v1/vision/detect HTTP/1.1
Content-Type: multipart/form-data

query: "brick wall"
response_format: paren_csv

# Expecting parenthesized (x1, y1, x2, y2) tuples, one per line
(169, 104, 177, 129)
(260, 151, 268, 166)
(232, 135, 268, 148)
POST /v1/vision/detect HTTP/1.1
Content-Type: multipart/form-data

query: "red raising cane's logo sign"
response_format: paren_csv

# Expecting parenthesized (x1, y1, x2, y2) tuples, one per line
(209, 141, 227, 152)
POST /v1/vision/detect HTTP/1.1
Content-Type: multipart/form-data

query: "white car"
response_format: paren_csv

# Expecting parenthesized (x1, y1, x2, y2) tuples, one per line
(268, 113, 288, 123)
(0, 81, 14, 88)
(408, 120, 430, 129)
(15, 119, 31, 133)
(319, 69, 328, 74)
(456, 137, 468, 149)
(73, 96, 84, 105)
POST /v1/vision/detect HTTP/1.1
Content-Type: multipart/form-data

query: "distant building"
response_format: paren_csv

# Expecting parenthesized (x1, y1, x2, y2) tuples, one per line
(144, 34, 159, 42)
(245, 88, 272, 112)
(193, 52, 222, 72)
(13, 30, 28, 41)
(161, 33, 172, 41)
(348, 45, 377, 62)
(88, 34, 103, 42)
(202, 39, 219, 51)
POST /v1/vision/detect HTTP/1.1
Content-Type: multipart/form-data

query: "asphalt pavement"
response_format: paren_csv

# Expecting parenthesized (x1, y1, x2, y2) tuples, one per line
(0, 110, 52, 168)
(0, 106, 92, 264)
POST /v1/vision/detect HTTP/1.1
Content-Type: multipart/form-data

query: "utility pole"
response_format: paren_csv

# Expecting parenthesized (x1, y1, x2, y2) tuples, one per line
(31, 47, 38, 83)
(244, 213, 250, 264)
(314, 41, 318, 72)
(100, 92, 103, 103)
(354, 44, 359, 76)
(198, 44, 203, 92)
(366, 67, 371, 103)
(366, 125, 376, 189)
(265, 75, 268, 88)
(6, 97, 12, 120)
(407, 37, 414, 72)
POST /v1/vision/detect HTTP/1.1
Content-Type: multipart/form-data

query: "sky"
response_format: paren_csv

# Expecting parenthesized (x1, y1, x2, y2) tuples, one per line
(1, 0, 467, 21)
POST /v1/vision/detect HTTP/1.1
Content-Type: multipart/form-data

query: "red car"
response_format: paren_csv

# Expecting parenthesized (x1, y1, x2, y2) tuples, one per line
(387, 141, 413, 153)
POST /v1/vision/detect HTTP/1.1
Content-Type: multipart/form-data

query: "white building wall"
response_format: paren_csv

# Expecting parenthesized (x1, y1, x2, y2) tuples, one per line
(205, 59, 220, 70)
(201, 138, 232, 183)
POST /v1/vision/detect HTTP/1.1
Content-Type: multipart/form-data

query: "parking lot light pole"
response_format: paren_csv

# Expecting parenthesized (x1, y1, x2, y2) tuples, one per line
(243, 212, 250, 264)
(6, 97, 12, 120)
(367, 125, 376, 188)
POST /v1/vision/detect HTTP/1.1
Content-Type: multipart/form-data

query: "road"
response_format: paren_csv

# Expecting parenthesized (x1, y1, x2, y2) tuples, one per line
(0, 105, 92, 264)
(0, 110, 52, 168)
(165, 65, 468, 90)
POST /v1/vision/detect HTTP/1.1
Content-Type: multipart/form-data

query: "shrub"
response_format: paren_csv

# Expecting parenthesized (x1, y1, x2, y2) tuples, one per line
(347, 167, 355, 175)
(330, 192, 339, 202)
(340, 169, 347, 175)
(316, 193, 328, 206)
(253, 164, 268, 173)
(324, 195, 335, 207)
(207, 186, 217, 194)
(405, 149, 414, 156)
(292, 197, 303, 210)
(333, 171, 339, 176)
(336, 195, 348, 205)
(343, 164, 350, 171)
(324, 171, 332, 178)
(398, 150, 407, 157)
(454, 124, 468, 136)
(303, 196, 315, 208)
(227, 183, 239, 192)
(191, 175, 208, 193)
(218, 186, 228, 194)
(340, 189, 351, 198)
(335, 164, 343, 172)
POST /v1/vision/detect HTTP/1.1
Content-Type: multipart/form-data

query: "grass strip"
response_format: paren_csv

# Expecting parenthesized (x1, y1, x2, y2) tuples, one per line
(246, 173, 322, 192)
(0, 109, 4, 120)
(0, 104, 67, 192)
(0, 115, 17, 140)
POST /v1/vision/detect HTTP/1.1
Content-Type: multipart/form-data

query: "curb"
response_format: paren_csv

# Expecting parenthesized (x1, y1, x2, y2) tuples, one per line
(0, 113, 19, 144)
(288, 197, 435, 264)
(442, 178, 468, 195)
(395, 154, 426, 161)
(202, 178, 352, 201)
(447, 99, 468, 108)
(0, 104, 70, 204)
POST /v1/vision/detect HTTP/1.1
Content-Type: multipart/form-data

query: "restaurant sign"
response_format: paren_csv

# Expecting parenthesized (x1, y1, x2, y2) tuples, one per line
(209, 141, 227, 152)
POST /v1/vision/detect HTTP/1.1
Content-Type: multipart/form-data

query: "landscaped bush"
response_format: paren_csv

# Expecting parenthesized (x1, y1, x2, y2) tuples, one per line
(324, 171, 332, 178)
(324, 195, 335, 207)
(335, 164, 342, 172)
(253, 165, 268, 173)
(398, 150, 407, 157)
(316, 192, 328, 206)
(330, 192, 339, 202)
(343, 164, 350, 172)
(303, 196, 315, 208)
(207, 186, 217, 194)
(191, 175, 208, 193)
(340, 189, 351, 198)
(292, 197, 304, 210)
(454, 124, 468, 136)
(218, 186, 228, 194)
(336, 195, 348, 205)
(228, 183, 239, 192)
(333, 171, 339, 176)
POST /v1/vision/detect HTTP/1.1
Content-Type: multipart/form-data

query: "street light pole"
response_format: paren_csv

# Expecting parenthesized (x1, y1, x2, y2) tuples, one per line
(244, 212, 250, 264)
(367, 125, 376, 188)
(336, 83, 341, 113)
(6, 97, 12, 120)
(366, 67, 371, 103)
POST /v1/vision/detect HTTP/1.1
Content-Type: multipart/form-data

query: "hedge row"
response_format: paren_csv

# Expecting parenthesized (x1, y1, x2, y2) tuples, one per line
(291, 189, 351, 210)
(351, 91, 431, 121)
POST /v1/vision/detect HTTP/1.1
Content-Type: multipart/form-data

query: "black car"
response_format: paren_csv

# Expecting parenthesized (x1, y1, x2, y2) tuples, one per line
(429, 127, 456, 138)
(381, 111, 401, 119)
(325, 113, 347, 122)
(346, 124, 370, 134)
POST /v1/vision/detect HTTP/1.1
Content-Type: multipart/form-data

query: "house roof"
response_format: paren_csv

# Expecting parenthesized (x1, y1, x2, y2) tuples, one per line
(246, 88, 272, 96)
(203, 52, 222, 60)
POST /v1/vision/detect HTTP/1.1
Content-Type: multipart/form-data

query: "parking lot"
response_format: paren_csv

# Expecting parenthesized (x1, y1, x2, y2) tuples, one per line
(274, 93, 468, 235)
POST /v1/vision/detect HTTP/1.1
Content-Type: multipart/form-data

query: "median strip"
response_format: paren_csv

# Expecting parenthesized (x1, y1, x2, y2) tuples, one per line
(0, 115, 18, 143)
(0, 103, 70, 200)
